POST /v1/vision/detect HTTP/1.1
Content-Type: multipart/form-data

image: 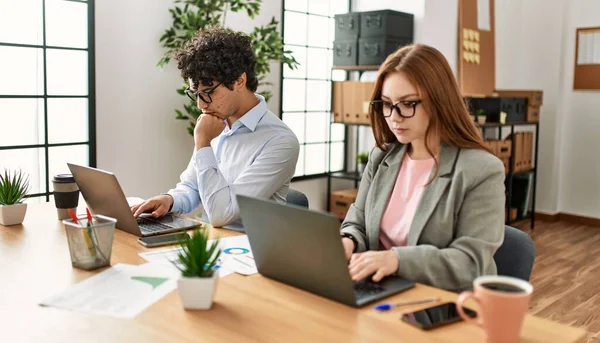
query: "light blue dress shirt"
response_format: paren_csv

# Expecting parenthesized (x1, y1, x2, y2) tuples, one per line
(167, 95, 299, 228)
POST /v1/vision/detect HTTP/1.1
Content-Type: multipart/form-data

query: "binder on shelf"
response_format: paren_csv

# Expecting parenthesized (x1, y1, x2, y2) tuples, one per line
(332, 81, 344, 123)
(512, 133, 523, 171)
(359, 82, 375, 125)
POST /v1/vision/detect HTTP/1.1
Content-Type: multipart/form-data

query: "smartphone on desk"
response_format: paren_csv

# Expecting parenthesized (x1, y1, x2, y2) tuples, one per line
(401, 302, 477, 330)
(138, 232, 190, 248)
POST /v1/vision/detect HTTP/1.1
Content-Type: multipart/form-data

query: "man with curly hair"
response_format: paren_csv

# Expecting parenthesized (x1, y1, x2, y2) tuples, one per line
(132, 28, 299, 229)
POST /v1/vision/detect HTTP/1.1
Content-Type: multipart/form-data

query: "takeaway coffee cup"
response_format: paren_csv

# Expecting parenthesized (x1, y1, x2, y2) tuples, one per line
(457, 275, 533, 343)
(52, 174, 80, 220)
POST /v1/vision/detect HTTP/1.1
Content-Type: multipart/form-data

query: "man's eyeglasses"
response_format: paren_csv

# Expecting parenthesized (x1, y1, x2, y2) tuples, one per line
(185, 83, 221, 103)
(370, 99, 422, 118)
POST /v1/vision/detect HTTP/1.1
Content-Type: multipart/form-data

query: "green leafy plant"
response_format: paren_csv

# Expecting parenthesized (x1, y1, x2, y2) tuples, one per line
(475, 108, 486, 118)
(174, 226, 221, 277)
(0, 169, 30, 206)
(158, 0, 299, 136)
(357, 152, 369, 165)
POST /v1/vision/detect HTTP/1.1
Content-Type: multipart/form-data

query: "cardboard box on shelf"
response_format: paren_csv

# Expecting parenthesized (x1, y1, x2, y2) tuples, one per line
(496, 140, 512, 159)
(526, 105, 540, 122)
(330, 188, 359, 220)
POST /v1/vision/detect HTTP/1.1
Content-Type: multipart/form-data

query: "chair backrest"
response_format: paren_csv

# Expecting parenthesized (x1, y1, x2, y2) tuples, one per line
(286, 189, 309, 208)
(493, 226, 535, 281)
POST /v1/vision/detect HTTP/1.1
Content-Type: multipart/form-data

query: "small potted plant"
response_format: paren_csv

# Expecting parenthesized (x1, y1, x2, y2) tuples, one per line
(173, 226, 221, 310)
(357, 152, 369, 175)
(0, 169, 30, 226)
(476, 108, 487, 125)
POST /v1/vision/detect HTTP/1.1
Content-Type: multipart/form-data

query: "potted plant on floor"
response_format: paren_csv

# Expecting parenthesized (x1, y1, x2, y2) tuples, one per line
(0, 169, 30, 226)
(173, 226, 221, 310)
(357, 152, 369, 175)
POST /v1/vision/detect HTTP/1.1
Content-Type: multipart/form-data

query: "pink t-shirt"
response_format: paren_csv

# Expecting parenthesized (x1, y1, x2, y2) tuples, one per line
(379, 154, 435, 250)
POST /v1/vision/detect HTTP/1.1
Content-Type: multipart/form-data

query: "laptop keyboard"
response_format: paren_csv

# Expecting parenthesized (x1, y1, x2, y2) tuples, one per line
(353, 280, 385, 298)
(137, 217, 172, 234)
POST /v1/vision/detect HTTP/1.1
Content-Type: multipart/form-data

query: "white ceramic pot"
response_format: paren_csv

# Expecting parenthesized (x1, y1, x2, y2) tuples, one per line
(177, 272, 218, 310)
(357, 163, 366, 175)
(0, 203, 27, 226)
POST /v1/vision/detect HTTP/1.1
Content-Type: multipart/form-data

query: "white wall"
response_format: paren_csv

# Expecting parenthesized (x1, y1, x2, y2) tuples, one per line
(556, 0, 600, 218)
(95, 1, 283, 199)
(495, 0, 568, 214)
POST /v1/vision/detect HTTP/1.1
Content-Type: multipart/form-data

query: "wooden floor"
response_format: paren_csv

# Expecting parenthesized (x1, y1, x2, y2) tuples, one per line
(513, 219, 600, 343)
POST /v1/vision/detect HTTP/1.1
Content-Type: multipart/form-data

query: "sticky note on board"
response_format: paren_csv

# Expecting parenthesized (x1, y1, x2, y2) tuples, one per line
(474, 54, 480, 64)
(474, 31, 480, 42)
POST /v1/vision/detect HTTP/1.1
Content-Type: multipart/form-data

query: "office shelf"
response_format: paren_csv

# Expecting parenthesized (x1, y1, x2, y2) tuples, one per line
(480, 122, 539, 230)
(477, 121, 539, 128)
(332, 65, 379, 71)
(330, 171, 362, 181)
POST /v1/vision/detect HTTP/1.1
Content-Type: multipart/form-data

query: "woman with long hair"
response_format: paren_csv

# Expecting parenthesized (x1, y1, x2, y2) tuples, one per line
(340, 44, 505, 292)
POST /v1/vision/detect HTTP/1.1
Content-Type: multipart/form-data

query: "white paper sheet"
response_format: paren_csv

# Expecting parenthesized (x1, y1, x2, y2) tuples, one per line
(138, 235, 257, 277)
(477, 0, 491, 31)
(40, 263, 179, 319)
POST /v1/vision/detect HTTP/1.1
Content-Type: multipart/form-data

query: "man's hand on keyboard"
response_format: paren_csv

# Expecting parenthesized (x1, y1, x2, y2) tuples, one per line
(131, 195, 174, 218)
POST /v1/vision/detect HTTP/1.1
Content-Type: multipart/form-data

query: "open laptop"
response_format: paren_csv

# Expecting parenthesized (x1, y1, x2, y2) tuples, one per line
(236, 194, 415, 307)
(67, 163, 201, 237)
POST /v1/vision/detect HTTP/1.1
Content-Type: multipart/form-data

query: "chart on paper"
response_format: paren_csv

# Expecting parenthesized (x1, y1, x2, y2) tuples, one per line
(138, 235, 257, 277)
(39, 263, 179, 319)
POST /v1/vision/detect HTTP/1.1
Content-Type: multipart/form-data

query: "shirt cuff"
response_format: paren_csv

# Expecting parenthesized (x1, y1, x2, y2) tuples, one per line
(193, 147, 218, 170)
(166, 191, 182, 214)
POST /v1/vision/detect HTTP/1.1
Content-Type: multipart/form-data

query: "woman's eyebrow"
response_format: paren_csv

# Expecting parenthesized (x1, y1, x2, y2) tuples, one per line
(381, 93, 419, 101)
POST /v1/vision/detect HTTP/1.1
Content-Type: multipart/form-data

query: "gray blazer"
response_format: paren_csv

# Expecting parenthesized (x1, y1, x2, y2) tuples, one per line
(341, 143, 505, 292)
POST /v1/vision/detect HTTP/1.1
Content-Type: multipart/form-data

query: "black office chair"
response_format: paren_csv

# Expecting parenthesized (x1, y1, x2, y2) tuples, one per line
(493, 225, 535, 281)
(286, 189, 309, 208)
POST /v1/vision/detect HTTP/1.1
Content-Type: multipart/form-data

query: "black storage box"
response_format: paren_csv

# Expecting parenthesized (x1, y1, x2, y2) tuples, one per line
(334, 13, 360, 39)
(466, 97, 527, 123)
(333, 39, 358, 66)
(358, 37, 411, 65)
(360, 10, 414, 39)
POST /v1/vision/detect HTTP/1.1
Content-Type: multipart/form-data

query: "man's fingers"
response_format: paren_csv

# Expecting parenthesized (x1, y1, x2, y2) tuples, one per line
(133, 202, 153, 218)
(152, 204, 168, 218)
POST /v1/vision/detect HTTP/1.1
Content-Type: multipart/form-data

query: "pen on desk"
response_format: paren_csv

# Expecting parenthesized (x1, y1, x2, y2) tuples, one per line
(374, 297, 440, 311)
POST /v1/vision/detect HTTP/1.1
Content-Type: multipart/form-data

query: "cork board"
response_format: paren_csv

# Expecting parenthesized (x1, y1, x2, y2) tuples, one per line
(573, 27, 600, 90)
(458, 0, 495, 96)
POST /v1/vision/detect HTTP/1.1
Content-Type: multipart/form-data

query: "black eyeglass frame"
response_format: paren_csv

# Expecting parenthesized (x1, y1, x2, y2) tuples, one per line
(185, 82, 222, 103)
(370, 99, 423, 118)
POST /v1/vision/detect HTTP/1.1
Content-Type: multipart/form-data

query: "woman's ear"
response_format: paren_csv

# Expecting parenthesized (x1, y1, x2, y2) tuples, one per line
(234, 72, 247, 91)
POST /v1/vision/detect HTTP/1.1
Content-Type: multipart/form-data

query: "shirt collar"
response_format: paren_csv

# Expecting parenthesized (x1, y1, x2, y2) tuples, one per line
(236, 94, 268, 132)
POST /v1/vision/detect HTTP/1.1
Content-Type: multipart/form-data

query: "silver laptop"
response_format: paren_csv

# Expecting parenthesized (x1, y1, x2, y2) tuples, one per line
(236, 194, 415, 307)
(67, 163, 201, 237)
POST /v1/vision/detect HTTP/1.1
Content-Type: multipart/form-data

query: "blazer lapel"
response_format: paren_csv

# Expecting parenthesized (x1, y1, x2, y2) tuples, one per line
(368, 144, 406, 250)
(407, 144, 460, 246)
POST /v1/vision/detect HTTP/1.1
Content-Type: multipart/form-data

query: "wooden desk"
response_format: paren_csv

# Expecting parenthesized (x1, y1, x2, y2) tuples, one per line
(0, 204, 586, 342)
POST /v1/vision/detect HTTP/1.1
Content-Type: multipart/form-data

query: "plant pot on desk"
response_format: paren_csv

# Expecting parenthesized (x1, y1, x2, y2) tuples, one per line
(177, 273, 218, 310)
(0, 203, 27, 226)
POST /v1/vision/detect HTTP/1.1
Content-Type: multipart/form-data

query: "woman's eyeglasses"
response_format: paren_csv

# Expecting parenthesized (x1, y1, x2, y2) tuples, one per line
(370, 99, 422, 118)
(185, 83, 221, 103)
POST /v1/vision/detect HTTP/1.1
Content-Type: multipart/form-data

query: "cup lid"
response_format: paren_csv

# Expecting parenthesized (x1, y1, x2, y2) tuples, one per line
(52, 174, 75, 183)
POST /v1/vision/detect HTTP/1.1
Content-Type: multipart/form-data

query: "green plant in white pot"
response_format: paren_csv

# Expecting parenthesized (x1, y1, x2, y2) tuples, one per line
(0, 169, 30, 226)
(173, 226, 221, 310)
